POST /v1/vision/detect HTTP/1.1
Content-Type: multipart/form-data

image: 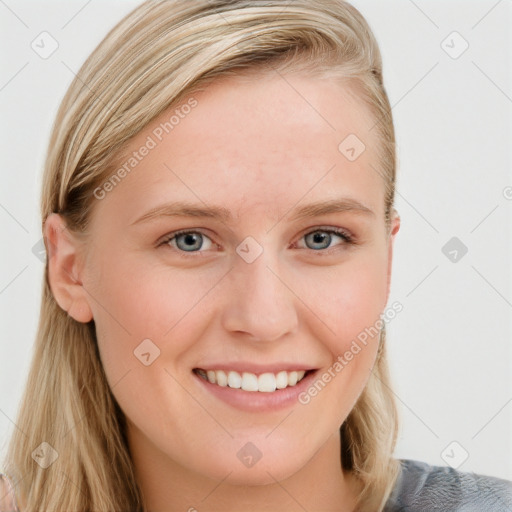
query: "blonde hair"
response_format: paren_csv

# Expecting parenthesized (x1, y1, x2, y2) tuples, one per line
(4, 1, 400, 510)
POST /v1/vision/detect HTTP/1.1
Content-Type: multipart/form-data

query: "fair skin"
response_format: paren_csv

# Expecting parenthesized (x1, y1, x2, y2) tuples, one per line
(45, 70, 400, 511)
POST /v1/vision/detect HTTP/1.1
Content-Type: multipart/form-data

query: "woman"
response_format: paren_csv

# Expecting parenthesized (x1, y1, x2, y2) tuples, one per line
(1, 1, 511, 511)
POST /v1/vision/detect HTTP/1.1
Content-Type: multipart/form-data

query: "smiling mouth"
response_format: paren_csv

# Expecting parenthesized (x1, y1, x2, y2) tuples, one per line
(194, 368, 313, 392)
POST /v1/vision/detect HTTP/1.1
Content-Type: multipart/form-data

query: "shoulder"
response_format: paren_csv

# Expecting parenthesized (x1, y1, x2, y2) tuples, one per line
(383, 459, 512, 512)
(0, 473, 19, 512)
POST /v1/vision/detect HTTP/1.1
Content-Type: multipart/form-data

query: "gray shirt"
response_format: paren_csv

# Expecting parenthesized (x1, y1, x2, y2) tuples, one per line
(383, 459, 512, 511)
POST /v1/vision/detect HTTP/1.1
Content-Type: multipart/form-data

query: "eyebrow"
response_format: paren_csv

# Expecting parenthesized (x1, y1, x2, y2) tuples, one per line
(131, 198, 375, 226)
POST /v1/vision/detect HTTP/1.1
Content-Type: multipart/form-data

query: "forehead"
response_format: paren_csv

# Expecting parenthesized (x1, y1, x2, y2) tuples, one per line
(96, 71, 384, 224)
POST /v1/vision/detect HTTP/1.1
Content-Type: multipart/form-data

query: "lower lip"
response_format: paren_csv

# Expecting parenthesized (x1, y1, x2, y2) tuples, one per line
(192, 370, 318, 412)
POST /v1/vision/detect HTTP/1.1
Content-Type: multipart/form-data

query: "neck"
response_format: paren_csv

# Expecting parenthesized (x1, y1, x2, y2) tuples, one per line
(129, 429, 361, 512)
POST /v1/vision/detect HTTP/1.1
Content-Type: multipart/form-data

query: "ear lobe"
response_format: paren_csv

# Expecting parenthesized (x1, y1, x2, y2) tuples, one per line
(44, 213, 93, 323)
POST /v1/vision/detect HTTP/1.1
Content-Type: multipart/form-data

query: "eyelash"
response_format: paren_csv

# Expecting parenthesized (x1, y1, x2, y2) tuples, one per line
(158, 227, 355, 258)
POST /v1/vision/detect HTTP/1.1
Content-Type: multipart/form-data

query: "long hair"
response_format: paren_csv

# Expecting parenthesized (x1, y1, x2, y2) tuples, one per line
(4, 1, 400, 510)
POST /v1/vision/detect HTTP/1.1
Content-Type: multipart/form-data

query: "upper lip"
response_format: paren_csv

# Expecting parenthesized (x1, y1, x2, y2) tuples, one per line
(194, 363, 317, 375)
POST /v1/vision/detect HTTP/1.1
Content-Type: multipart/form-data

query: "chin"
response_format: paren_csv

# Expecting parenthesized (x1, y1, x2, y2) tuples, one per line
(218, 463, 299, 487)
(192, 448, 303, 487)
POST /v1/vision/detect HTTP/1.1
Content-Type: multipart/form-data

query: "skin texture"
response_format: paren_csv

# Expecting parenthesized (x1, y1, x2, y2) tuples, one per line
(45, 70, 400, 512)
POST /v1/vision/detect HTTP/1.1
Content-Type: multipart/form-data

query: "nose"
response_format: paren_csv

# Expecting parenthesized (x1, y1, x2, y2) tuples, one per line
(220, 247, 299, 343)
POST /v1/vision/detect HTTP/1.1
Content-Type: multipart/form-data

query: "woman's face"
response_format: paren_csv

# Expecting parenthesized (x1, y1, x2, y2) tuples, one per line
(63, 72, 399, 485)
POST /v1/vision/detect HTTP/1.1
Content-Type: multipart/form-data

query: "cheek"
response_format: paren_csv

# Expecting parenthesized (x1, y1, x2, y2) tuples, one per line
(295, 257, 388, 420)
(84, 249, 223, 379)
(298, 251, 388, 345)
(296, 252, 388, 395)
(88, 246, 217, 328)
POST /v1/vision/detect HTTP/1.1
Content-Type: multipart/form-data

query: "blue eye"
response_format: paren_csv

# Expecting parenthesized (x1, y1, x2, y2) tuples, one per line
(300, 229, 353, 251)
(163, 230, 214, 252)
(159, 227, 353, 256)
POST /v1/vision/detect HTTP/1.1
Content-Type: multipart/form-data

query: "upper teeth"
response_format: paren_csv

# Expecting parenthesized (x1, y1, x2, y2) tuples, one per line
(196, 369, 307, 392)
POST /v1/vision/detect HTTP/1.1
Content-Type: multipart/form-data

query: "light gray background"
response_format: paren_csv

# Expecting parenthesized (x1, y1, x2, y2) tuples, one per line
(1, 0, 511, 480)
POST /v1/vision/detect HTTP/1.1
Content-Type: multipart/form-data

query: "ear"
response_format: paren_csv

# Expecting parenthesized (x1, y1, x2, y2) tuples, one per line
(385, 209, 401, 304)
(44, 213, 93, 323)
